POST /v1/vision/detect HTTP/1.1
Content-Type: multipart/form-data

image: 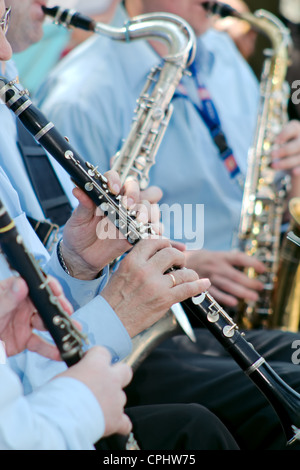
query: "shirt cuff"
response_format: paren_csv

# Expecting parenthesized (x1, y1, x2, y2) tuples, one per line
(44, 244, 109, 309)
(72, 295, 132, 362)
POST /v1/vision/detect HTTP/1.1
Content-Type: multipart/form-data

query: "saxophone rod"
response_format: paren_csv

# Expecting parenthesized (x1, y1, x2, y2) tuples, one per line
(41, 5, 196, 66)
(288, 231, 300, 249)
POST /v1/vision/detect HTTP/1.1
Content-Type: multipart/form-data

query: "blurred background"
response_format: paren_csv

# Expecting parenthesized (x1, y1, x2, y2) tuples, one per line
(211, 0, 300, 119)
(12, 0, 300, 119)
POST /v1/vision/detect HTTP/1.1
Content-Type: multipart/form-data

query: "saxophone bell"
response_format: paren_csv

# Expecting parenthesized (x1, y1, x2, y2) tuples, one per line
(271, 198, 300, 332)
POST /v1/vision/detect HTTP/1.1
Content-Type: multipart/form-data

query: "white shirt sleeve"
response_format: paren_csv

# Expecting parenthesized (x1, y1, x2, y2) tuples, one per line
(0, 346, 105, 450)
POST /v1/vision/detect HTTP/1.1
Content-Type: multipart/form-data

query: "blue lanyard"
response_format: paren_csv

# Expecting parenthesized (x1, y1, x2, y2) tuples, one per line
(175, 63, 244, 190)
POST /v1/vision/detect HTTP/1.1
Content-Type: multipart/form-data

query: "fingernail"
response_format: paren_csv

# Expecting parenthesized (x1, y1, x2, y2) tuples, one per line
(201, 278, 211, 289)
(12, 278, 21, 293)
(126, 198, 135, 209)
(293, 166, 300, 175)
(112, 184, 121, 194)
(138, 212, 148, 223)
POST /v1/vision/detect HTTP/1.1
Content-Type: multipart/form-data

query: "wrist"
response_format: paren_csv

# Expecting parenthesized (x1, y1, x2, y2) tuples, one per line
(57, 239, 102, 280)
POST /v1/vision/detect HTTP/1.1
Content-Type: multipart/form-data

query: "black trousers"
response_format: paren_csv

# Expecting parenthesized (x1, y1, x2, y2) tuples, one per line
(125, 329, 300, 450)
(97, 403, 239, 450)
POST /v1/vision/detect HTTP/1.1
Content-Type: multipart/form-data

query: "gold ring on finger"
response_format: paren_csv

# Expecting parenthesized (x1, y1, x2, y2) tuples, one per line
(167, 273, 176, 288)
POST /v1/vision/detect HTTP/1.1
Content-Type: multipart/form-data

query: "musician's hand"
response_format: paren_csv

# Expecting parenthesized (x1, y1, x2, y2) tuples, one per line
(0, 276, 73, 359)
(56, 346, 133, 437)
(101, 238, 211, 337)
(271, 120, 300, 203)
(184, 249, 266, 308)
(61, 170, 163, 280)
(122, 178, 163, 234)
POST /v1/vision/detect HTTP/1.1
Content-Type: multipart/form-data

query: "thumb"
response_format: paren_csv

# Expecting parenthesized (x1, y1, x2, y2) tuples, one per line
(71, 187, 97, 222)
(0, 277, 28, 312)
(115, 415, 133, 437)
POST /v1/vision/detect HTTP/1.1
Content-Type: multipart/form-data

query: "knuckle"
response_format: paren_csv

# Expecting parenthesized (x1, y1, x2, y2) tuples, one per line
(92, 345, 112, 362)
(232, 251, 244, 263)
(230, 269, 243, 283)
(166, 247, 185, 264)
(179, 282, 196, 299)
(138, 264, 153, 284)
(144, 281, 160, 299)
(121, 253, 139, 274)
(185, 268, 199, 282)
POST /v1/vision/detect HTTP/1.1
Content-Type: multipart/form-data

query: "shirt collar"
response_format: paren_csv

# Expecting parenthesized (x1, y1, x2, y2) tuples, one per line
(193, 30, 216, 76)
(111, 4, 161, 82)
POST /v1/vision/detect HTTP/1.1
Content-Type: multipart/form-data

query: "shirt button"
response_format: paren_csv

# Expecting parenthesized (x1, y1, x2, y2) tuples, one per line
(85, 290, 94, 298)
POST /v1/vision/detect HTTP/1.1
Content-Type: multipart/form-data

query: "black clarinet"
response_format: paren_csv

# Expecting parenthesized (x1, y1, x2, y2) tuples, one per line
(1, 78, 300, 446)
(0, 199, 87, 366)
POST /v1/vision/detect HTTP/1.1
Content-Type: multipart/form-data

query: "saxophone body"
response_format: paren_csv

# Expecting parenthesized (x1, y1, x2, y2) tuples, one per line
(203, 3, 292, 329)
(239, 10, 291, 329)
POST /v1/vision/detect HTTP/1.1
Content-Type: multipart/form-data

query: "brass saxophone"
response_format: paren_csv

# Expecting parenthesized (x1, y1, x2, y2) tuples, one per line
(42, 5, 197, 369)
(203, 2, 293, 329)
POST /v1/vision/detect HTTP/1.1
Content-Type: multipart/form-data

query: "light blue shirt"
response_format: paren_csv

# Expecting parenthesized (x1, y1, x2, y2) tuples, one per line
(36, 4, 260, 251)
(0, 342, 104, 450)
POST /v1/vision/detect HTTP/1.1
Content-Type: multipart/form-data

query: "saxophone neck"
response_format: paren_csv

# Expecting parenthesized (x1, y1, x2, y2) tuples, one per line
(96, 12, 196, 65)
(42, 6, 196, 67)
(203, 2, 291, 76)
